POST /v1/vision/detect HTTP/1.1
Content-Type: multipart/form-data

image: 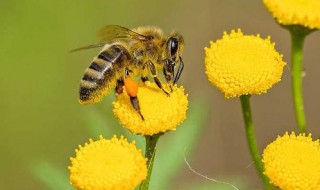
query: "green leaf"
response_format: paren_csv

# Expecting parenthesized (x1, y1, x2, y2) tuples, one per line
(149, 97, 210, 189)
(32, 161, 73, 190)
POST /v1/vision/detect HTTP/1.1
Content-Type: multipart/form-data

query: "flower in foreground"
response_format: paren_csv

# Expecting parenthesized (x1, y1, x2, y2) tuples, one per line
(263, 132, 320, 190)
(69, 135, 147, 190)
(113, 82, 188, 136)
(204, 29, 286, 98)
(263, 0, 320, 30)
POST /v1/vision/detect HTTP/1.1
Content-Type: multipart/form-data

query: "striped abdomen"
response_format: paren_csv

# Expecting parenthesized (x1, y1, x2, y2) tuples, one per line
(79, 44, 129, 104)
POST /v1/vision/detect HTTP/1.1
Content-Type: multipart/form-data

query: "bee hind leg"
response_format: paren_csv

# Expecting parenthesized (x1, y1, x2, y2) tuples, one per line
(123, 70, 144, 120)
(129, 96, 144, 120)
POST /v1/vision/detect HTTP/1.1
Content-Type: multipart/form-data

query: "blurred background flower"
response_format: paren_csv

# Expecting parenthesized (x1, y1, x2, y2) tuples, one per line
(263, 132, 320, 190)
(1, 0, 320, 189)
(204, 29, 286, 98)
(263, 0, 320, 133)
(263, 0, 320, 30)
(205, 29, 286, 189)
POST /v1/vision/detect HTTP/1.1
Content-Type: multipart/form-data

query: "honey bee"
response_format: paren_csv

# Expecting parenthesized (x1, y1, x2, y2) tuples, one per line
(72, 25, 185, 120)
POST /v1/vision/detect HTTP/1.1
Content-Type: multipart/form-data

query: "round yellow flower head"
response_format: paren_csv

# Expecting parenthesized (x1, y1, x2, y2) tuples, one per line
(263, 0, 320, 30)
(204, 29, 286, 98)
(263, 132, 320, 190)
(69, 135, 147, 190)
(113, 82, 188, 136)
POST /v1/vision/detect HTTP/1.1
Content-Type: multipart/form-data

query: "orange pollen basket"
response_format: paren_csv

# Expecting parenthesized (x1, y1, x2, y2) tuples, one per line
(124, 77, 139, 97)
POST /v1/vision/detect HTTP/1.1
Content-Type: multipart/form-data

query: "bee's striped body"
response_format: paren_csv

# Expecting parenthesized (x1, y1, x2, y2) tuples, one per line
(79, 44, 129, 104)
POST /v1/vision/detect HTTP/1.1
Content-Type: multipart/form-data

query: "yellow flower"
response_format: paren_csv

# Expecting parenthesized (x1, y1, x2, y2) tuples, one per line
(204, 29, 286, 98)
(69, 135, 147, 190)
(113, 82, 188, 136)
(262, 132, 320, 190)
(263, 0, 320, 30)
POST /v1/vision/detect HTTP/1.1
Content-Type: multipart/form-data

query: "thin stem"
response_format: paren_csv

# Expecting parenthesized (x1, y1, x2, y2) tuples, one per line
(240, 95, 273, 190)
(290, 30, 307, 133)
(139, 134, 161, 190)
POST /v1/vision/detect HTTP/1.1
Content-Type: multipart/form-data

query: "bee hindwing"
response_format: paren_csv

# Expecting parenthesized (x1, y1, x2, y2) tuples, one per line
(79, 44, 129, 104)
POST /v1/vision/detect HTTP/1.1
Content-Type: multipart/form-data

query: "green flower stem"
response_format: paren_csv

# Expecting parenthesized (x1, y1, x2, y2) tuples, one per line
(290, 29, 307, 133)
(281, 25, 314, 133)
(139, 134, 161, 190)
(240, 95, 273, 190)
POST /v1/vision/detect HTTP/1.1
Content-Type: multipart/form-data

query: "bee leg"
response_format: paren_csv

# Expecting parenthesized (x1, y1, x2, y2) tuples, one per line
(115, 79, 124, 94)
(163, 60, 174, 83)
(124, 69, 144, 120)
(141, 76, 149, 83)
(140, 65, 149, 84)
(163, 67, 173, 92)
(163, 60, 174, 92)
(154, 77, 170, 96)
(147, 61, 170, 96)
(173, 56, 184, 84)
(130, 96, 144, 120)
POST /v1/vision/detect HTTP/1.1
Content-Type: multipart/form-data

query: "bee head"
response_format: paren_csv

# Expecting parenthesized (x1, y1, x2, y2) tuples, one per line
(166, 33, 184, 62)
(164, 32, 184, 84)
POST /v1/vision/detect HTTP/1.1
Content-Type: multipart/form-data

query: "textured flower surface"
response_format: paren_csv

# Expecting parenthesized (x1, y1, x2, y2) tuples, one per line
(263, 0, 320, 30)
(204, 29, 286, 98)
(263, 132, 320, 190)
(69, 135, 147, 190)
(113, 82, 188, 136)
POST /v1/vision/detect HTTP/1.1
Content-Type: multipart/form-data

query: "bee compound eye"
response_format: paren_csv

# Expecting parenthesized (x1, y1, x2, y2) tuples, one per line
(169, 38, 178, 57)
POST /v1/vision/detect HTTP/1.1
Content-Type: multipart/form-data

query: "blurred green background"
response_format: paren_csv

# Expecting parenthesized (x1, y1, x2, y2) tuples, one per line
(1, 0, 320, 189)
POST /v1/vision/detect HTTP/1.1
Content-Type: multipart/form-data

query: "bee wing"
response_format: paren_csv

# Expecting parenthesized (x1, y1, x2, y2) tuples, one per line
(98, 25, 151, 42)
(70, 43, 106, 52)
(70, 25, 151, 53)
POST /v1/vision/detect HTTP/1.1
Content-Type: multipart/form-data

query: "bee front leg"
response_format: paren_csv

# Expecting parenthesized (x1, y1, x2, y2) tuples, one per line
(147, 61, 170, 96)
(163, 60, 174, 83)
(173, 56, 184, 84)
(163, 59, 174, 92)
(163, 67, 173, 92)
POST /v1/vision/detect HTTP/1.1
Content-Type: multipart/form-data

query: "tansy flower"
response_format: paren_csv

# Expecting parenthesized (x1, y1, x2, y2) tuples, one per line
(262, 132, 320, 190)
(263, 0, 320, 30)
(204, 29, 286, 98)
(69, 135, 147, 190)
(113, 82, 188, 136)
